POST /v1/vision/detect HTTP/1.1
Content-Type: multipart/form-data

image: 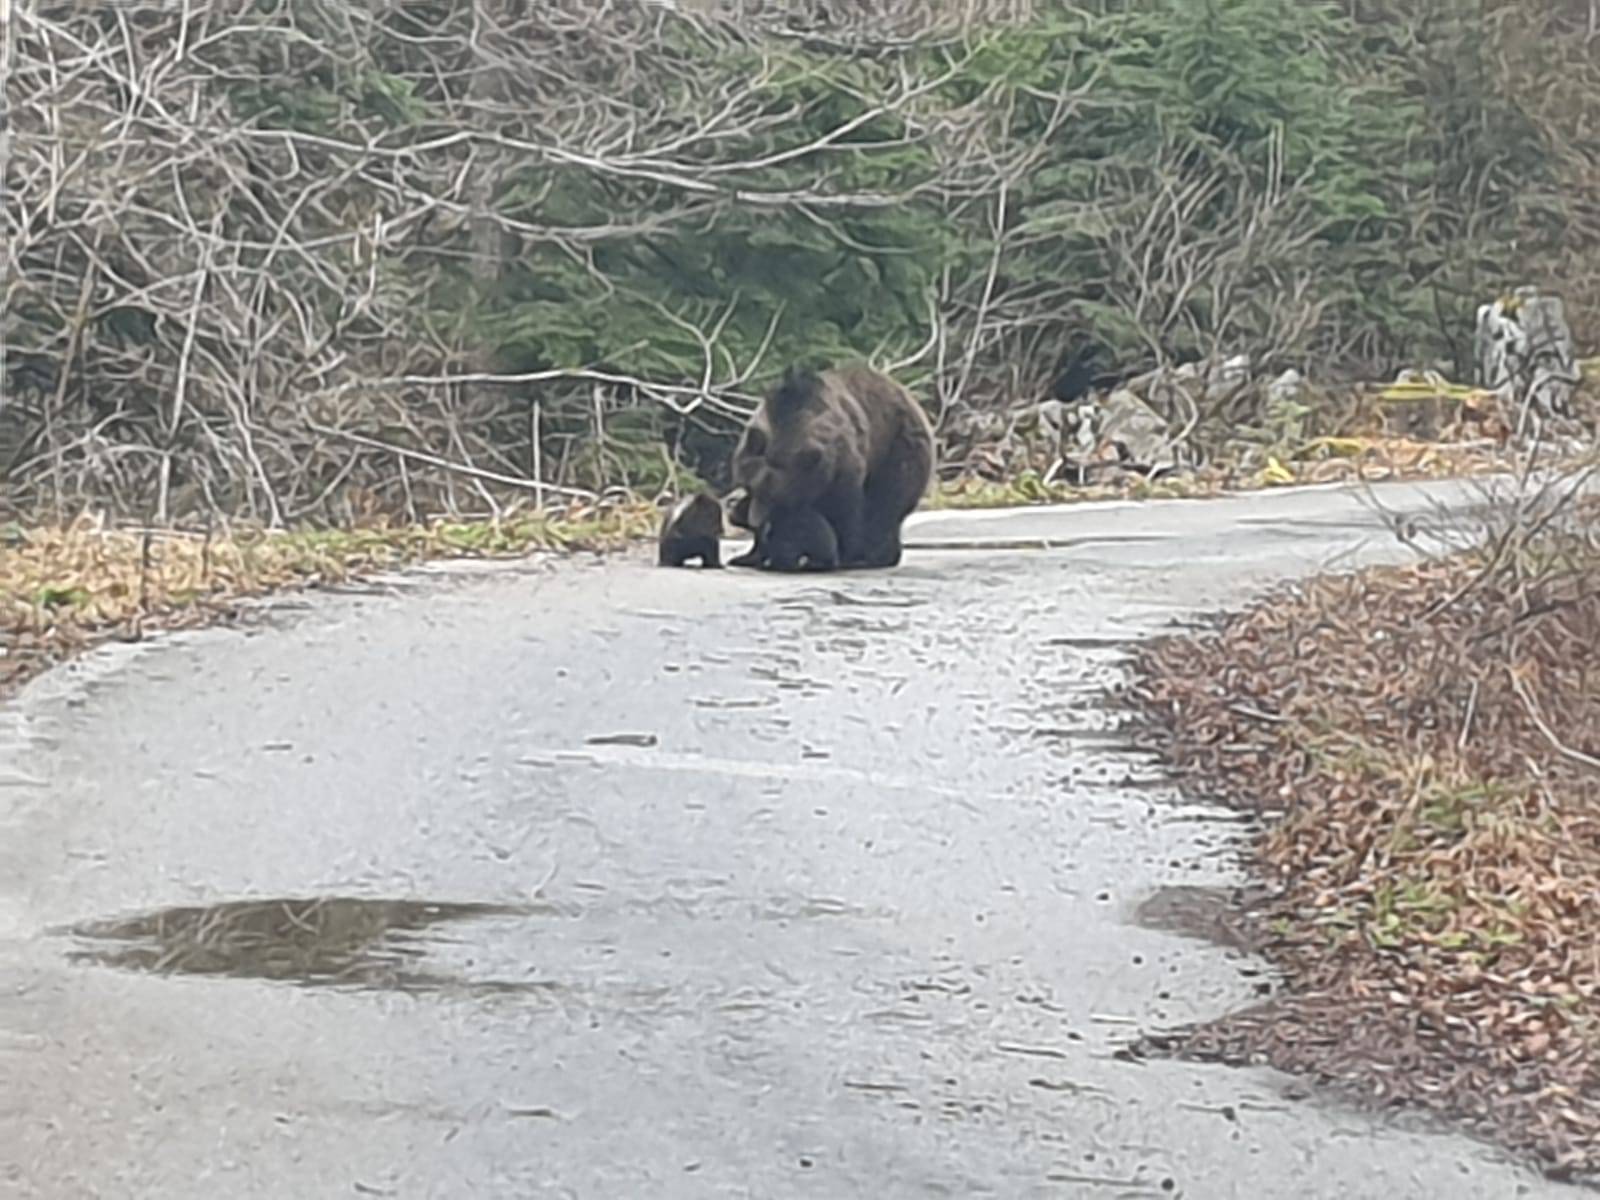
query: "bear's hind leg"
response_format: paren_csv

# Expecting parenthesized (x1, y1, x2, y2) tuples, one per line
(821, 491, 868, 567)
(848, 479, 916, 568)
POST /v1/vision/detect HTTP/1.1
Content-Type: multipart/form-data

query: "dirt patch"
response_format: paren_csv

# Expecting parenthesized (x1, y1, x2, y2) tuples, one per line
(1121, 504, 1600, 1182)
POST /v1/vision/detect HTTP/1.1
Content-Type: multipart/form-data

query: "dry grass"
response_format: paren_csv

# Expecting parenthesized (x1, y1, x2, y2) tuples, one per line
(931, 431, 1519, 511)
(0, 503, 659, 697)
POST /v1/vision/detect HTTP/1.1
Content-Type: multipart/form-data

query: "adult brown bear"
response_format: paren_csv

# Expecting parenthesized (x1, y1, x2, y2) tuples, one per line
(728, 364, 934, 570)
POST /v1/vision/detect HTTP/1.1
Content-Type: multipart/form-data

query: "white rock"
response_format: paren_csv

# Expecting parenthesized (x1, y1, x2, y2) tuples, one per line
(1474, 288, 1580, 420)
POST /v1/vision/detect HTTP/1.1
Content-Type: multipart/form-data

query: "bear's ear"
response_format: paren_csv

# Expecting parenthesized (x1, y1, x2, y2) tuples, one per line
(771, 364, 822, 418)
(739, 427, 767, 457)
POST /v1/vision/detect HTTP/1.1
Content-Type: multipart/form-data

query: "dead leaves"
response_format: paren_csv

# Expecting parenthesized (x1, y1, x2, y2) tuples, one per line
(1124, 533, 1600, 1180)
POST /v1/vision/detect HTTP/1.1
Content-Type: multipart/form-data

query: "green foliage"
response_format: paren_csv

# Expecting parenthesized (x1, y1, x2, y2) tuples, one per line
(947, 0, 1425, 366)
(356, 71, 431, 126)
(556, 406, 710, 497)
(476, 40, 950, 398)
(232, 0, 1563, 450)
(461, 0, 1531, 413)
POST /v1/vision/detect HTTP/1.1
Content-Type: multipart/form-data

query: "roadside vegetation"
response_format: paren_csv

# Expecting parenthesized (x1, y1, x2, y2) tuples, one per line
(0, 504, 657, 696)
(1124, 467, 1600, 1179)
(6, 0, 1599, 523)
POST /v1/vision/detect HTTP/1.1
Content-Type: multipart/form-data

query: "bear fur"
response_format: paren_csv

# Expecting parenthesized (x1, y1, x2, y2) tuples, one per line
(657, 492, 724, 568)
(728, 364, 934, 569)
(756, 506, 840, 572)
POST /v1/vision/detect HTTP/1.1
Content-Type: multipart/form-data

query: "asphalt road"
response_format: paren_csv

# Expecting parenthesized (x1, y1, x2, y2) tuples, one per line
(0, 479, 1567, 1198)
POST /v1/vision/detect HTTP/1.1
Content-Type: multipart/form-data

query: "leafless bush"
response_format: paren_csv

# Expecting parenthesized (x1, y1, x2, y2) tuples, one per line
(3, 0, 1591, 526)
(1, 1, 1012, 523)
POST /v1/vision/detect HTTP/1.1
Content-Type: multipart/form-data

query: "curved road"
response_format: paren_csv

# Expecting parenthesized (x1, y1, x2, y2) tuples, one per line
(0, 480, 1561, 1198)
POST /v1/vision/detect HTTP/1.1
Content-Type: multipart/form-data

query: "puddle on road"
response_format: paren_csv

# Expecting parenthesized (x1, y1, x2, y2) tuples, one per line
(585, 732, 659, 748)
(774, 588, 928, 611)
(60, 896, 537, 992)
(1133, 885, 1264, 954)
(1044, 635, 1136, 650)
(1025, 725, 1141, 752)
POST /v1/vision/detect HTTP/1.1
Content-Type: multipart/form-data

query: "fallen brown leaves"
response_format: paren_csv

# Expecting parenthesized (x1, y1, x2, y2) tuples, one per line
(1124, 513, 1600, 1179)
(0, 505, 658, 699)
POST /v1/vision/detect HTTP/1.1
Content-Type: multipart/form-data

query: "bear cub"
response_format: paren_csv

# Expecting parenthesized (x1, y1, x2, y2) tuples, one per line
(756, 506, 840, 572)
(657, 492, 724, 568)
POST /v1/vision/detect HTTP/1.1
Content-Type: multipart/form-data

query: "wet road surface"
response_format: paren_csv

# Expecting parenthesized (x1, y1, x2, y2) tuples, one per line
(0, 480, 1567, 1197)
